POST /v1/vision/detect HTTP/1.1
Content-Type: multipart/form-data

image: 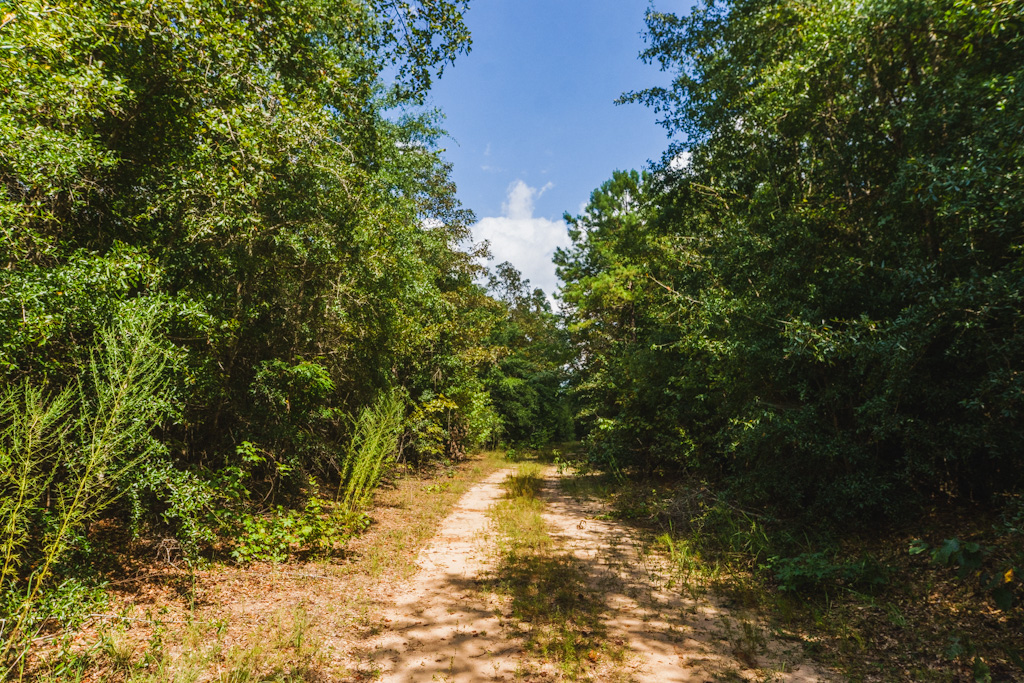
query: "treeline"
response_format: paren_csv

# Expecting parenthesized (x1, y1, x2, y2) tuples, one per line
(559, 0, 1024, 529)
(0, 0, 568, 664)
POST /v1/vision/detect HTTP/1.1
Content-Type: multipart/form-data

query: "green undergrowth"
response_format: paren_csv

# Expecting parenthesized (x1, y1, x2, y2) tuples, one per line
(486, 458, 627, 681)
(559, 456, 1024, 682)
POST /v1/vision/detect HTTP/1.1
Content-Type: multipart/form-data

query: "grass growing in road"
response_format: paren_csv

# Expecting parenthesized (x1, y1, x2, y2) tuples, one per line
(491, 464, 550, 555)
(487, 462, 627, 681)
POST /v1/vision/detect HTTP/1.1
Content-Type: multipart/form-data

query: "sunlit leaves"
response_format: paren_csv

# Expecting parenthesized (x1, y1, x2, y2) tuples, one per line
(0, 0, 483, 477)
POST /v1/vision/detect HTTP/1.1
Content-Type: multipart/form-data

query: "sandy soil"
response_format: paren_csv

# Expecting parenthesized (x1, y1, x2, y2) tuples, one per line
(369, 468, 527, 681)
(365, 466, 835, 682)
(540, 471, 832, 682)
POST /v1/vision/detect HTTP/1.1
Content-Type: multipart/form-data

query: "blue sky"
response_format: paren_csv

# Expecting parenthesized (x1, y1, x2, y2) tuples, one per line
(421, 0, 694, 300)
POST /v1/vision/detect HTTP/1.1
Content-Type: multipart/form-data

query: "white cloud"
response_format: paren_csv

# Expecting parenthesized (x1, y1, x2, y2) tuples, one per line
(669, 150, 692, 171)
(473, 180, 570, 303)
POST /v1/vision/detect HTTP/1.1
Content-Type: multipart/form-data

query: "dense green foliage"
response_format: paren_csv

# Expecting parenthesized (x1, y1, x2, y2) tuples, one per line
(485, 262, 573, 447)
(0, 306, 172, 669)
(7, 0, 1023, 672)
(0, 0, 567, 665)
(559, 0, 1024, 528)
(0, 0, 482, 474)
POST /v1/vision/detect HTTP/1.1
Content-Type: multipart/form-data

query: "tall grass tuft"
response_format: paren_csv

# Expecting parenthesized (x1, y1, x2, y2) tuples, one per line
(335, 390, 404, 511)
(0, 303, 173, 677)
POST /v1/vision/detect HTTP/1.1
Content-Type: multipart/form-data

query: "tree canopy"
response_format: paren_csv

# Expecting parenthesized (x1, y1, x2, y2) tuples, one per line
(0, 0, 571, 619)
(560, 0, 1024, 526)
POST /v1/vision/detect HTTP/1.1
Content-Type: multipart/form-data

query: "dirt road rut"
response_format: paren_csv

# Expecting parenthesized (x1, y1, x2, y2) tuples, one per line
(368, 467, 832, 682)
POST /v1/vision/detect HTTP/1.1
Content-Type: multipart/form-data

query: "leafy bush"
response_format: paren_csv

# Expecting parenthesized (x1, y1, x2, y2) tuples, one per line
(128, 459, 223, 565)
(911, 538, 1017, 611)
(771, 552, 890, 595)
(407, 393, 459, 463)
(28, 578, 109, 632)
(230, 495, 369, 564)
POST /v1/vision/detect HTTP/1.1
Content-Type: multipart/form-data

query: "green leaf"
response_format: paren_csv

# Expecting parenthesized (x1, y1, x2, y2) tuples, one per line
(933, 539, 961, 566)
(972, 656, 992, 683)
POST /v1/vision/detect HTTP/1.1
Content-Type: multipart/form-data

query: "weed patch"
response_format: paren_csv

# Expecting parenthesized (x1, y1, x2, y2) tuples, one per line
(485, 463, 626, 680)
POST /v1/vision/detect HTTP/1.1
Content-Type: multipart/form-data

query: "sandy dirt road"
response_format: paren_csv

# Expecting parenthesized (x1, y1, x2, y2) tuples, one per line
(366, 467, 833, 682)
(369, 468, 525, 681)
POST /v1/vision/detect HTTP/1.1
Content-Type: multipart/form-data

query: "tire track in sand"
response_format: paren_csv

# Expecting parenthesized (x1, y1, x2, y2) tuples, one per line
(538, 470, 834, 682)
(367, 466, 834, 682)
(370, 468, 527, 681)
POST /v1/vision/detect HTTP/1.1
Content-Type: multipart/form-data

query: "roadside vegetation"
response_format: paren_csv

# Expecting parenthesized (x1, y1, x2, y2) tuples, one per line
(560, 452, 1024, 681)
(18, 451, 507, 682)
(2, 0, 1023, 680)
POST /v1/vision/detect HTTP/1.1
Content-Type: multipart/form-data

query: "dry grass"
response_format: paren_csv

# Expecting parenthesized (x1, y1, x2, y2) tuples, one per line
(22, 451, 507, 682)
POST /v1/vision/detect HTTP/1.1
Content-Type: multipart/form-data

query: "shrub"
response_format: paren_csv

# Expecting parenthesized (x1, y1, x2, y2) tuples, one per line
(771, 552, 890, 595)
(336, 390, 404, 511)
(0, 303, 174, 674)
(230, 493, 369, 564)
